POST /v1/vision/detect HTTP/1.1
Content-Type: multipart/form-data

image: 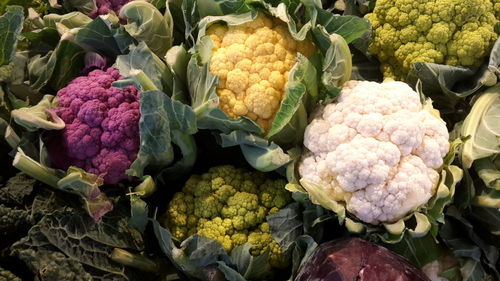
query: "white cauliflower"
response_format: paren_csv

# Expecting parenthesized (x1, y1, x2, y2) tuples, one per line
(298, 80, 450, 224)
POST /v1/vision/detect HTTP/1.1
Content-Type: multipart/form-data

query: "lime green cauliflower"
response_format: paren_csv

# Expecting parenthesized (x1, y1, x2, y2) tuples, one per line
(365, 0, 499, 80)
(162, 165, 291, 268)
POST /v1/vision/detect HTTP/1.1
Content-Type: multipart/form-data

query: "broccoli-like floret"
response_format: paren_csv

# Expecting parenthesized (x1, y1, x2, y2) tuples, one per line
(221, 192, 267, 230)
(247, 223, 288, 269)
(365, 0, 498, 80)
(163, 165, 291, 268)
(0, 266, 21, 281)
(0, 204, 30, 237)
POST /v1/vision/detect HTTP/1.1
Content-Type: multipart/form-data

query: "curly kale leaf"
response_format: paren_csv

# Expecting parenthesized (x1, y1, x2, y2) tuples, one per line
(0, 173, 35, 206)
(11, 208, 153, 281)
(0, 205, 30, 237)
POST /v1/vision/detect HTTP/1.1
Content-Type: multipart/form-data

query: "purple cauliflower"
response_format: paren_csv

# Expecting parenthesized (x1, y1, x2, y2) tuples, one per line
(46, 67, 140, 184)
(88, 0, 133, 18)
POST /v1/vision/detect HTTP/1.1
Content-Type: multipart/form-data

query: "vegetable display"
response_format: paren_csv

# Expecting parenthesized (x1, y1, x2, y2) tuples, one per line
(365, 0, 499, 80)
(1, 0, 500, 280)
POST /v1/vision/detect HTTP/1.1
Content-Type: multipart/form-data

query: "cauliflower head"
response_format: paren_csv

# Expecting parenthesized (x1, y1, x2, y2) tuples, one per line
(365, 0, 499, 80)
(298, 80, 450, 224)
(207, 13, 315, 131)
(48, 67, 140, 185)
(162, 165, 291, 267)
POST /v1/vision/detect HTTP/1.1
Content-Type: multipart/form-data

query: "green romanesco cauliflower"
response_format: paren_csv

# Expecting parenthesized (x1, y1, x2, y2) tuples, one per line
(247, 223, 288, 268)
(161, 165, 292, 268)
(365, 0, 499, 80)
(0, 266, 21, 281)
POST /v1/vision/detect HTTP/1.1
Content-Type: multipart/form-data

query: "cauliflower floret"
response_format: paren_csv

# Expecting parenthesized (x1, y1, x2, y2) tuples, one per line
(162, 165, 292, 268)
(207, 13, 315, 131)
(299, 81, 450, 224)
(50, 68, 140, 184)
(365, 0, 498, 80)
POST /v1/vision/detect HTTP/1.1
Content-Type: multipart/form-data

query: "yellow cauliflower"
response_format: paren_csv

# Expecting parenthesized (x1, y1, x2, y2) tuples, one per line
(365, 0, 499, 80)
(207, 13, 315, 131)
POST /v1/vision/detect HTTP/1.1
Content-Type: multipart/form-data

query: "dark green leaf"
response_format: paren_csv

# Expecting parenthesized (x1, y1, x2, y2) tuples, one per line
(215, 130, 291, 172)
(74, 17, 133, 58)
(385, 233, 445, 268)
(11, 209, 146, 281)
(267, 202, 303, 253)
(128, 90, 197, 178)
(28, 40, 85, 91)
(230, 244, 272, 280)
(115, 42, 174, 94)
(0, 6, 24, 65)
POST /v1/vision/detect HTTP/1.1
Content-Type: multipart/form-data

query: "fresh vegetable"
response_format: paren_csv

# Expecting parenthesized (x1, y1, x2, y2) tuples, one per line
(42, 67, 140, 185)
(207, 13, 315, 131)
(365, 0, 499, 80)
(297, 80, 462, 240)
(161, 165, 291, 269)
(183, 0, 368, 171)
(295, 237, 430, 281)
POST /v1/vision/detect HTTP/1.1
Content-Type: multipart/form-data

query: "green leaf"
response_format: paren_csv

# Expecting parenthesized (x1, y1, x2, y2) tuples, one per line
(216, 262, 246, 281)
(288, 235, 318, 280)
(230, 244, 272, 280)
(266, 56, 315, 146)
(267, 202, 303, 253)
(128, 193, 149, 233)
(119, 1, 173, 58)
(11, 208, 147, 280)
(42, 11, 92, 29)
(215, 130, 291, 172)
(0, 6, 24, 66)
(127, 90, 197, 178)
(441, 206, 500, 278)
(115, 42, 174, 94)
(11, 95, 65, 131)
(73, 16, 133, 58)
(470, 206, 500, 236)
(152, 220, 232, 280)
(385, 233, 445, 268)
(62, 0, 96, 14)
(195, 0, 248, 18)
(460, 85, 500, 168)
(28, 40, 85, 92)
(315, 10, 370, 44)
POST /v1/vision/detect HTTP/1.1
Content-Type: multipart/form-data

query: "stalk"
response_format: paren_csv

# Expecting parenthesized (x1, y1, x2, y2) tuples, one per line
(133, 175, 156, 197)
(12, 150, 60, 187)
(111, 248, 159, 273)
(129, 69, 159, 91)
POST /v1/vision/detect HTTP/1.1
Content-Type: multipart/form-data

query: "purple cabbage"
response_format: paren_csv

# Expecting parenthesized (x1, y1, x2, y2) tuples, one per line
(295, 238, 430, 281)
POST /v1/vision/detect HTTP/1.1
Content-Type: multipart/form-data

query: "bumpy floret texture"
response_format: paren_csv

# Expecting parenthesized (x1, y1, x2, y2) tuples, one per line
(365, 0, 499, 80)
(162, 165, 291, 267)
(49, 68, 140, 184)
(299, 81, 449, 224)
(207, 13, 315, 131)
(0, 266, 21, 281)
(88, 0, 132, 18)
